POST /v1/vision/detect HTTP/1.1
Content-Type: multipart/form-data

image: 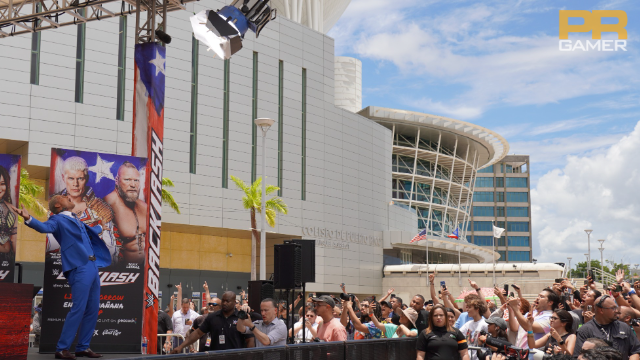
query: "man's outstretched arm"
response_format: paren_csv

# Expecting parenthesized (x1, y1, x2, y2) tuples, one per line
(9, 204, 58, 233)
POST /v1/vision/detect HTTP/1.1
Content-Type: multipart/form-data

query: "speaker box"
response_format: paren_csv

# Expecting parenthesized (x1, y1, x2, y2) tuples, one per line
(247, 280, 274, 312)
(289, 239, 315, 283)
(273, 243, 301, 289)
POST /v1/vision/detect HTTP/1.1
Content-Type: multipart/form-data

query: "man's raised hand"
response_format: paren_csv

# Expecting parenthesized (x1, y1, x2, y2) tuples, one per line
(7, 203, 30, 221)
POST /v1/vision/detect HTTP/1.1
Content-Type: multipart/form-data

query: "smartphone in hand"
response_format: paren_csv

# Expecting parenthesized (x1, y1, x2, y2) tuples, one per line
(440, 281, 447, 291)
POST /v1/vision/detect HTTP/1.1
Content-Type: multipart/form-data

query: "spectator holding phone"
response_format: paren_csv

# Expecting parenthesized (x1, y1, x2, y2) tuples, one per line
(171, 298, 199, 348)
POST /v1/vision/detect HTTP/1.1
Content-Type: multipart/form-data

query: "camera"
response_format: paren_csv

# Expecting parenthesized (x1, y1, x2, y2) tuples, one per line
(339, 293, 355, 302)
(615, 284, 623, 292)
(478, 336, 528, 360)
(238, 310, 248, 320)
(631, 318, 640, 327)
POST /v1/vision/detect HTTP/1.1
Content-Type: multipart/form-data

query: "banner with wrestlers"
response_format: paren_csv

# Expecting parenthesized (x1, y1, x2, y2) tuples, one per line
(40, 148, 149, 353)
(0, 154, 20, 283)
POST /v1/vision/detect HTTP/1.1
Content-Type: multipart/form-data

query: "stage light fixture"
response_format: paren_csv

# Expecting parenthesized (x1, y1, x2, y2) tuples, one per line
(155, 29, 172, 44)
(190, 0, 276, 60)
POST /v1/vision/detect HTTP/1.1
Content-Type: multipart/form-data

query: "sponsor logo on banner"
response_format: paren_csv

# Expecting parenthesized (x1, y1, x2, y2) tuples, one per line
(559, 10, 628, 51)
(102, 329, 122, 336)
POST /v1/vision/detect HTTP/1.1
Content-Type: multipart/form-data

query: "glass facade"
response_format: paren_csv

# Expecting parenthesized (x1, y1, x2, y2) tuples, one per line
(277, 60, 283, 196)
(189, 36, 199, 174)
(251, 52, 258, 183)
(508, 236, 530, 247)
(29, 3, 42, 85)
(469, 155, 532, 262)
(507, 207, 528, 217)
(473, 206, 494, 217)
(507, 221, 529, 232)
(74, 8, 86, 103)
(506, 192, 528, 202)
(116, 16, 127, 120)
(473, 192, 493, 202)
(476, 177, 494, 187)
(506, 178, 527, 187)
(222, 59, 230, 188)
(301, 68, 306, 200)
(508, 251, 531, 262)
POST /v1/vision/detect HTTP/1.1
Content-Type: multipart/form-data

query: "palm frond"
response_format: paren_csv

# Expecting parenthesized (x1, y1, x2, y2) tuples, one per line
(161, 188, 181, 214)
(162, 177, 175, 188)
(265, 185, 279, 195)
(265, 208, 276, 227)
(266, 197, 288, 215)
(230, 175, 250, 194)
(18, 169, 47, 222)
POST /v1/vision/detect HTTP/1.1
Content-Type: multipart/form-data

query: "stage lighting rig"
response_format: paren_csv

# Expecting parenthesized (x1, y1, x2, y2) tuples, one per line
(190, 0, 276, 59)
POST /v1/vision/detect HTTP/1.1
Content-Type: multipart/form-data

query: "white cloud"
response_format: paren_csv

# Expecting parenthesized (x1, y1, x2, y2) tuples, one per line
(332, 0, 640, 118)
(531, 121, 640, 264)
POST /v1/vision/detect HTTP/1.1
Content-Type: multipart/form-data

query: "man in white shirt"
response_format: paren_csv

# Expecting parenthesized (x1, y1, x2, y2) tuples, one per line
(460, 298, 489, 360)
(509, 288, 558, 349)
(172, 298, 199, 348)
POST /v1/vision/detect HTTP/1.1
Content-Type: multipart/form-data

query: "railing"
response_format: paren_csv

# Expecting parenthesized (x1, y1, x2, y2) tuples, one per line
(126, 337, 418, 359)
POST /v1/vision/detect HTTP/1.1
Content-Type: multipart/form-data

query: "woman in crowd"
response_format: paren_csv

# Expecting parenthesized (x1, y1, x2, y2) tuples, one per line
(416, 304, 469, 360)
(370, 303, 418, 338)
(446, 308, 457, 328)
(289, 306, 320, 342)
(525, 309, 576, 355)
(341, 299, 384, 339)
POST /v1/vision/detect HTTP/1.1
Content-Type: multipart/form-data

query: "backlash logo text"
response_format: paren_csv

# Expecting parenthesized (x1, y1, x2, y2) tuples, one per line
(146, 130, 163, 300)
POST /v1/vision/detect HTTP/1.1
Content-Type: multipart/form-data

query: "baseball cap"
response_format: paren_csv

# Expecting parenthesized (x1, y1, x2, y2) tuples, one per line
(311, 295, 336, 308)
(485, 317, 508, 330)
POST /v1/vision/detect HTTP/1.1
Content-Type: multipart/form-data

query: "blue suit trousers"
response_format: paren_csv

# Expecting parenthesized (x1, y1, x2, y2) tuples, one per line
(57, 261, 101, 352)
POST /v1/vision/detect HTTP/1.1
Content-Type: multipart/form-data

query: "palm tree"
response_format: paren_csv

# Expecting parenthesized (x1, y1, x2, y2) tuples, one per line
(18, 169, 47, 222)
(162, 177, 180, 214)
(230, 175, 288, 280)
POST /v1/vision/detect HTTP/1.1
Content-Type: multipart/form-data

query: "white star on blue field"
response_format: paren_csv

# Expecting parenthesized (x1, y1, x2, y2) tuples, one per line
(330, 0, 640, 265)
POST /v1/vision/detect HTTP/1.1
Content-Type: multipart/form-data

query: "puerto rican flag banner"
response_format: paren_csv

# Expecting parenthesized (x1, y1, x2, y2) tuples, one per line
(133, 42, 165, 354)
(448, 228, 459, 239)
(410, 229, 427, 243)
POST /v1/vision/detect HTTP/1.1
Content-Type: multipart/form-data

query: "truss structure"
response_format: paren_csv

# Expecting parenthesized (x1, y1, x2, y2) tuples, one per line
(0, 0, 193, 38)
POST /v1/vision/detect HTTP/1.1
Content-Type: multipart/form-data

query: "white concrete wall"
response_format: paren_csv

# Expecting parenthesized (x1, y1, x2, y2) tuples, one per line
(334, 56, 362, 113)
(0, 0, 390, 294)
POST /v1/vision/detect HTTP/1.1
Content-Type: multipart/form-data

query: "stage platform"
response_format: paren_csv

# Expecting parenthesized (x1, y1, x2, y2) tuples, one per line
(27, 347, 155, 359)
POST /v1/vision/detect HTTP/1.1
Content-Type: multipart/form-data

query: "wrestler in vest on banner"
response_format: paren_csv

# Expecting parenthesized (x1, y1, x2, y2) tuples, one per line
(36, 148, 149, 354)
(0, 154, 20, 283)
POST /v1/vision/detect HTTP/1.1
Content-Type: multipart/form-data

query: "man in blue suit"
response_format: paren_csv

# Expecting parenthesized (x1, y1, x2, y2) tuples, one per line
(10, 194, 111, 359)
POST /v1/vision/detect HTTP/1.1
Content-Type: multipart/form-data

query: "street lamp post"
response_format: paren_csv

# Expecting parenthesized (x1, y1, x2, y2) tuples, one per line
(567, 257, 572, 278)
(255, 118, 275, 280)
(598, 239, 605, 284)
(585, 229, 593, 273)
(584, 253, 589, 278)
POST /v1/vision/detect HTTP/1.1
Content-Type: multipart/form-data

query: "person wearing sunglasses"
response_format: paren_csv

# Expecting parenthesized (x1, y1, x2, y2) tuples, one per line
(574, 295, 640, 359)
(525, 309, 576, 355)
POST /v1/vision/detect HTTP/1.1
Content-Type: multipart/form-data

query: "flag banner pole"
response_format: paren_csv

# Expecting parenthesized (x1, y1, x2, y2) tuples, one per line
(132, 42, 166, 354)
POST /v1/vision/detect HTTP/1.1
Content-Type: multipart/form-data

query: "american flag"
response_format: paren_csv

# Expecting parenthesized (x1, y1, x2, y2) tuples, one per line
(410, 229, 427, 243)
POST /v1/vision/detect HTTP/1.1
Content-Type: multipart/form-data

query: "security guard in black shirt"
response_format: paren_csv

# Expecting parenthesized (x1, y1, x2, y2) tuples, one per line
(171, 291, 254, 353)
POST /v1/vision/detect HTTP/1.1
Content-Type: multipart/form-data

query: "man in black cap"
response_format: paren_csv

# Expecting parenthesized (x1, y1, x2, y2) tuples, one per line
(312, 295, 347, 342)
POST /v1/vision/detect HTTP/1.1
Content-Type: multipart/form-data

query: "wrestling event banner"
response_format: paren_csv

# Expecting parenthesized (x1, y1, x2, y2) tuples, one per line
(0, 154, 20, 283)
(39, 148, 149, 353)
(132, 41, 165, 354)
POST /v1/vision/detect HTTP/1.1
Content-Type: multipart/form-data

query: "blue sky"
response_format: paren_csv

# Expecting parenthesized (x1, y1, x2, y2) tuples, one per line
(329, 0, 640, 267)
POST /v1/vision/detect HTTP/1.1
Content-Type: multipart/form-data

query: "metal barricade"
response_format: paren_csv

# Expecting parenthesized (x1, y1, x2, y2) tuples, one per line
(288, 340, 345, 360)
(208, 345, 287, 360)
(156, 333, 187, 354)
(345, 338, 389, 360)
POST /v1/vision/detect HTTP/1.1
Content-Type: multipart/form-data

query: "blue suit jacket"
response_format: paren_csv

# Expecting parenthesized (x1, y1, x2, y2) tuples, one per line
(27, 214, 111, 273)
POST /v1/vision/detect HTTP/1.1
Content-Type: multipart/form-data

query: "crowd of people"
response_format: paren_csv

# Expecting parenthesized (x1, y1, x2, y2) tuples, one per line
(150, 271, 640, 360)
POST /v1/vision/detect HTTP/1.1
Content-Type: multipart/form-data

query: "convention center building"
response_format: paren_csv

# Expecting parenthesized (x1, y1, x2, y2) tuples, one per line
(0, 0, 514, 302)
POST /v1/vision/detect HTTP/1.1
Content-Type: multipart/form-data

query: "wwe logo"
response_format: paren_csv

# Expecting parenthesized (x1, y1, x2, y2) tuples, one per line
(52, 269, 60, 276)
(145, 293, 155, 309)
